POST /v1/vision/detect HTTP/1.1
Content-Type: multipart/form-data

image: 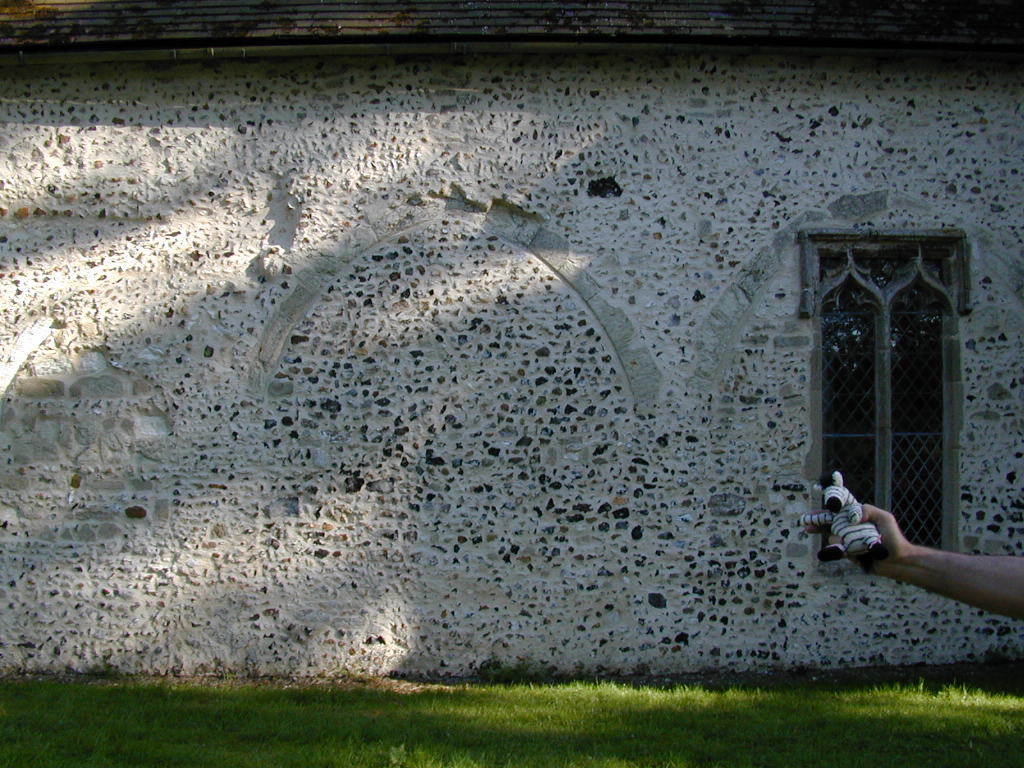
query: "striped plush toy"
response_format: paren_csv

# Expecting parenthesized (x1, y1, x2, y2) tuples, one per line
(799, 471, 889, 565)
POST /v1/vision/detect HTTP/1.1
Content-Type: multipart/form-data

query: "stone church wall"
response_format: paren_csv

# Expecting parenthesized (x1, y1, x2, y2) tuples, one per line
(1, 51, 1021, 677)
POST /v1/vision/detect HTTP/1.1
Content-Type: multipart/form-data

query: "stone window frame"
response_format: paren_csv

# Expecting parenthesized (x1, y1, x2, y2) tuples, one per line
(800, 228, 970, 551)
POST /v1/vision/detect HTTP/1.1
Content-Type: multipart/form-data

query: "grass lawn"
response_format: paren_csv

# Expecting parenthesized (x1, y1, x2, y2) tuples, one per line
(1, 666, 1022, 768)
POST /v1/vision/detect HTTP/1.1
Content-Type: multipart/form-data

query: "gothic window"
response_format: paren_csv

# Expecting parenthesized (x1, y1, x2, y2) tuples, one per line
(800, 230, 970, 550)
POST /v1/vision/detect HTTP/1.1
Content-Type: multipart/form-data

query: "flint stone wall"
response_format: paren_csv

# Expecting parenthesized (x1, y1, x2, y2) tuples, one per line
(1, 51, 1022, 677)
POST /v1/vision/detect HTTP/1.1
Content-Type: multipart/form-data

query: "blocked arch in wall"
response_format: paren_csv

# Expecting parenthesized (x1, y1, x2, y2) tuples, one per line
(245, 202, 675, 675)
(247, 192, 661, 413)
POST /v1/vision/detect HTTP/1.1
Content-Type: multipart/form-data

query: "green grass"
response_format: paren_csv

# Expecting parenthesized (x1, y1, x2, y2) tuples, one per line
(1, 671, 1022, 768)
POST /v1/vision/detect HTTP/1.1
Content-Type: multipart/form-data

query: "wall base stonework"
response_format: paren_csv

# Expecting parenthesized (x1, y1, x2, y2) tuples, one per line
(1, 52, 1022, 677)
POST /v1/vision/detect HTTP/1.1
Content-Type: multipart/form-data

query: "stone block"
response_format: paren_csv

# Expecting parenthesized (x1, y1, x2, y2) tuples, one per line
(0, 474, 29, 491)
(827, 190, 889, 219)
(133, 413, 171, 439)
(95, 523, 122, 540)
(709, 493, 745, 517)
(66, 524, 96, 543)
(90, 476, 125, 491)
(74, 350, 109, 374)
(69, 375, 123, 398)
(12, 431, 61, 462)
(268, 379, 294, 397)
(15, 378, 64, 398)
(31, 355, 74, 377)
(485, 200, 543, 246)
(773, 335, 810, 349)
(786, 543, 809, 559)
(272, 497, 300, 517)
(588, 298, 636, 349)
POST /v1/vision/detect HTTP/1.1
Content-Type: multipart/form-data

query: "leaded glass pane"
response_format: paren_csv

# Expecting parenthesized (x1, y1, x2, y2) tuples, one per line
(892, 434, 943, 548)
(822, 280, 876, 439)
(822, 311, 875, 436)
(823, 434, 877, 506)
(890, 284, 944, 547)
(822, 279, 877, 503)
(891, 286, 943, 434)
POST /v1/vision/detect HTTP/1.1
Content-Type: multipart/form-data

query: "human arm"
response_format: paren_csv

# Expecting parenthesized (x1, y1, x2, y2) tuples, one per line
(860, 504, 1024, 620)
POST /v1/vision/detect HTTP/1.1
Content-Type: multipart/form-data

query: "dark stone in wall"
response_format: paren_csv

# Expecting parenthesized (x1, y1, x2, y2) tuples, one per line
(587, 177, 622, 198)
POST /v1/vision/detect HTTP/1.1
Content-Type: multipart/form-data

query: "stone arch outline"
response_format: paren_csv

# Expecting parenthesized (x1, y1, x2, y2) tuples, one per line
(688, 214, 822, 395)
(0, 316, 53, 419)
(247, 187, 662, 413)
(688, 192, 928, 394)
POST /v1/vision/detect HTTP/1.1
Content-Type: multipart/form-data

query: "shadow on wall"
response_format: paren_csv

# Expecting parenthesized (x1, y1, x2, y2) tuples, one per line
(0, 53, 832, 676)
(246, 204, 675, 677)
(0, 193, 706, 678)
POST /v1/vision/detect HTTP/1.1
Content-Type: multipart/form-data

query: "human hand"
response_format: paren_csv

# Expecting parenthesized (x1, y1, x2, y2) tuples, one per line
(856, 504, 915, 565)
(807, 502, 1024, 617)
(804, 503, 915, 566)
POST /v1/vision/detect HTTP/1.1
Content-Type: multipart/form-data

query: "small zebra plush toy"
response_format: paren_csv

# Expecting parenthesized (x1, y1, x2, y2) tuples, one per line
(799, 471, 889, 565)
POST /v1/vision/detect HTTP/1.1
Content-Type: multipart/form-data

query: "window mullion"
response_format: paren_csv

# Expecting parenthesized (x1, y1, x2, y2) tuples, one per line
(875, 306, 893, 510)
(941, 313, 961, 550)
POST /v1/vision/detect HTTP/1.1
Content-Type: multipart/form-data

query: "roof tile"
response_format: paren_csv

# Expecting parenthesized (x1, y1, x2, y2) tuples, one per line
(2, 1, 1022, 52)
